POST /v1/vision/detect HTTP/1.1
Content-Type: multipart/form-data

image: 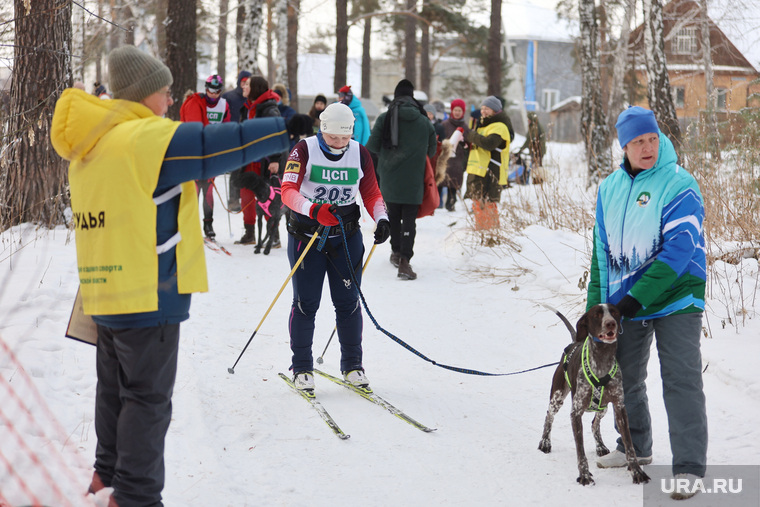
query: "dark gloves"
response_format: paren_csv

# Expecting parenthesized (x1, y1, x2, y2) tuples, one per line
(287, 114, 314, 138)
(374, 219, 390, 244)
(616, 295, 642, 319)
(309, 203, 339, 226)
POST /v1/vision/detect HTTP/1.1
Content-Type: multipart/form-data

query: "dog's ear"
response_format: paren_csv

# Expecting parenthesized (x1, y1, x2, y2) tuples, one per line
(575, 313, 588, 342)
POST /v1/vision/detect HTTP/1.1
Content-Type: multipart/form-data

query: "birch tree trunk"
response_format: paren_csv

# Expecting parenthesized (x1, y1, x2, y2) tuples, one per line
(403, 0, 416, 84)
(240, 0, 265, 75)
(166, 0, 197, 120)
(643, 0, 682, 155)
(579, 0, 612, 185)
(275, 0, 287, 83)
(266, 0, 274, 83)
(334, 0, 348, 92)
(487, 0, 502, 96)
(1, 0, 71, 228)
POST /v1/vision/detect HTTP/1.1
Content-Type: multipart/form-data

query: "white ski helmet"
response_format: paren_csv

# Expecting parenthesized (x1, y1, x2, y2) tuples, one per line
(320, 103, 355, 136)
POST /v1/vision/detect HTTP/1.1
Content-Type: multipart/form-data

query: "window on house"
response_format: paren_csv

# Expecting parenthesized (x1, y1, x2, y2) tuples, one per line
(543, 89, 560, 111)
(716, 88, 728, 110)
(673, 26, 698, 55)
(672, 86, 685, 108)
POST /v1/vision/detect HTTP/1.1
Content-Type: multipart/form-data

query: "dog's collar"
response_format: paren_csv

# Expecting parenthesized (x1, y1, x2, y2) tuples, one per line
(581, 336, 619, 412)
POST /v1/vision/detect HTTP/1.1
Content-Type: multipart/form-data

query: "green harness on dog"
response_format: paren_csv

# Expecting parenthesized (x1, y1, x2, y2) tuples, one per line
(562, 336, 619, 412)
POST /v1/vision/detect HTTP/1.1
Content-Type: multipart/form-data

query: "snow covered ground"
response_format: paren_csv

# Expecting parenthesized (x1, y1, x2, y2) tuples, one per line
(1, 142, 759, 506)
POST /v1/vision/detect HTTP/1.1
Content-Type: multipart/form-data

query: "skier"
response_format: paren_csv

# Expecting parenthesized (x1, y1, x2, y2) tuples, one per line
(281, 102, 390, 391)
(180, 74, 231, 239)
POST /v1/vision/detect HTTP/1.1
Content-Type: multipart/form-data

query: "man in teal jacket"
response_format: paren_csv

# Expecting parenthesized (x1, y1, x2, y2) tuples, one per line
(588, 106, 707, 499)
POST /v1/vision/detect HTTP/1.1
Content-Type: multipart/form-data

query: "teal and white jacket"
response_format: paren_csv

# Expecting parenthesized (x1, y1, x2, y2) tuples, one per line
(587, 134, 706, 320)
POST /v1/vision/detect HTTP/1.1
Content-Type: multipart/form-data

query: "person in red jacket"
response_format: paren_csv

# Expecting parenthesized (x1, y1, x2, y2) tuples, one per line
(180, 74, 230, 239)
(237, 76, 283, 244)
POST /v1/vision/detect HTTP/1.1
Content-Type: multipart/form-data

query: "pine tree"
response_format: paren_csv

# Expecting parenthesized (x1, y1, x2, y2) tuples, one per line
(1, 0, 71, 228)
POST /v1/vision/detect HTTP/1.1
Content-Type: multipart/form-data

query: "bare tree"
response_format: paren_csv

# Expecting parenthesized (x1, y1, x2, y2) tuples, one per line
(275, 0, 288, 83)
(1, 0, 71, 228)
(607, 0, 635, 131)
(487, 0, 501, 96)
(240, 0, 265, 75)
(166, 0, 197, 120)
(579, 0, 612, 184)
(287, 0, 300, 105)
(700, 0, 720, 160)
(334, 0, 348, 92)
(404, 0, 417, 83)
(218, 0, 229, 82)
(157, 0, 169, 58)
(266, 0, 274, 82)
(419, 22, 431, 95)
(357, 0, 381, 100)
(643, 0, 682, 154)
(361, 14, 372, 99)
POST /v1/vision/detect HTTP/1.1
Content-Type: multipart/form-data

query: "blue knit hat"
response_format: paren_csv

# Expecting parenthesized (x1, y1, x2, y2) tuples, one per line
(615, 106, 660, 148)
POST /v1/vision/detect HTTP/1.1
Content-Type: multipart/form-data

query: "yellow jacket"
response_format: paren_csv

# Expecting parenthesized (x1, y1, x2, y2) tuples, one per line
(51, 89, 207, 315)
(466, 117, 510, 185)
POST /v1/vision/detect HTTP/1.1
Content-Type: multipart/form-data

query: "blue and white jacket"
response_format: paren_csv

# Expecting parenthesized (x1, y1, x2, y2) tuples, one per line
(587, 134, 706, 320)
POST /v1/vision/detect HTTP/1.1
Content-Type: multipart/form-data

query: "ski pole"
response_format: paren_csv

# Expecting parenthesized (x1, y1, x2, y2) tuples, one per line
(316, 242, 378, 365)
(228, 226, 323, 374)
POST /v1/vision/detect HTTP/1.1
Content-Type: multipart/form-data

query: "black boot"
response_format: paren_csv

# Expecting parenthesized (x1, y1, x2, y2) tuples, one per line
(236, 224, 256, 244)
(203, 219, 215, 239)
(397, 257, 417, 280)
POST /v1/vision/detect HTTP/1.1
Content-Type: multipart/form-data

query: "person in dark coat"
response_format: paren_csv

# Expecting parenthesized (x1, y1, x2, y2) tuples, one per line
(308, 94, 327, 134)
(222, 70, 252, 211)
(440, 99, 470, 211)
(366, 79, 437, 280)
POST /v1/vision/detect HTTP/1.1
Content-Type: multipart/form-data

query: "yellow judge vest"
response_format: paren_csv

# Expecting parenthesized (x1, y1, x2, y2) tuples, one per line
(466, 120, 510, 186)
(66, 106, 208, 315)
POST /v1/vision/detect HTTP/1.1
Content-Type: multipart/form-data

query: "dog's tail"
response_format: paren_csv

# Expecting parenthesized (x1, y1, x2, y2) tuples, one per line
(540, 303, 576, 341)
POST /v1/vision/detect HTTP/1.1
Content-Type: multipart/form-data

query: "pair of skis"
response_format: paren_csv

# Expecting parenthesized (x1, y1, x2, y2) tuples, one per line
(279, 369, 436, 439)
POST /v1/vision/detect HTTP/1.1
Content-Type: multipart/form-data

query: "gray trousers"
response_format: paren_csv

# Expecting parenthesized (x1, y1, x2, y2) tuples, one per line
(95, 324, 180, 507)
(615, 312, 708, 476)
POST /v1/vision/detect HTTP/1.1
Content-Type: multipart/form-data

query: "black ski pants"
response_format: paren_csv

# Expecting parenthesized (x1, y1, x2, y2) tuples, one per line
(386, 202, 419, 260)
(94, 323, 180, 507)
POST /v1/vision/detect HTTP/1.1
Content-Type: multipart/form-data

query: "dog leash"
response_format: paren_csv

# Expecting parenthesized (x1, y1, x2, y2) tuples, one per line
(334, 215, 560, 377)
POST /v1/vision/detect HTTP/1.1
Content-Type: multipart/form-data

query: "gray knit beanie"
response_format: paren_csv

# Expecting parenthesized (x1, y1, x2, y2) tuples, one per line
(480, 96, 503, 113)
(108, 45, 173, 102)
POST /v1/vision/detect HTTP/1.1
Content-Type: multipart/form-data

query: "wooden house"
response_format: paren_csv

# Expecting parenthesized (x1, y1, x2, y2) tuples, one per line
(628, 0, 760, 140)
